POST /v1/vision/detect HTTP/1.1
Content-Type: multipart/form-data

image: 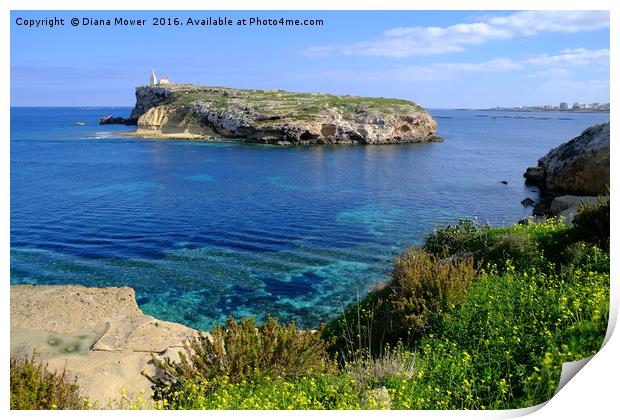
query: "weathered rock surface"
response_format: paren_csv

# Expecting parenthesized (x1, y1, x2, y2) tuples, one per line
(362, 386, 392, 409)
(520, 197, 536, 207)
(122, 84, 441, 145)
(98, 115, 137, 126)
(10, 285, 199, 406)
(549, 195, 600, 215)
(548, 195, 608, 225)
(524, 121, 609, 196)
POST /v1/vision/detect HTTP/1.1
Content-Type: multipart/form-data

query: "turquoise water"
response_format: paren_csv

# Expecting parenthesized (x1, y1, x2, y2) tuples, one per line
(10, 107, 609, 329)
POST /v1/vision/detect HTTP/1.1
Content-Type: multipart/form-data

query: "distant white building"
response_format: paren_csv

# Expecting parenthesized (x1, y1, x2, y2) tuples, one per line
(149, 70, 171, 86)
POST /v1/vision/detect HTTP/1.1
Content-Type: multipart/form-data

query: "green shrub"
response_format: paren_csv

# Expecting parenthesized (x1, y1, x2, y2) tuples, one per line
(148, 316, 334, 406)
(484, 230, 540, 270)
(424, 218, 571, 271)
(562, 241, 610, 273)
(10, 353, 88, 410)
(572, 196, 609, 249)
(423, 219, 485, 258)
(390, 247, 476, 334)
(322, 247, 476, 358)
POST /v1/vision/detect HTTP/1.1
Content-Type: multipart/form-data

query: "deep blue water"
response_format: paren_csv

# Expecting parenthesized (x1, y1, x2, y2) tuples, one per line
(10, 107, 609, 329)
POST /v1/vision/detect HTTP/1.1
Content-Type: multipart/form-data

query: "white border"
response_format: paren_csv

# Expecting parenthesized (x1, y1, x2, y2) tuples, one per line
(2, 1, 617, 419)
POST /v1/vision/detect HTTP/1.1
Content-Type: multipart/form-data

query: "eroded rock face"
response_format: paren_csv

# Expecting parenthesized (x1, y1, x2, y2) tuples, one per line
(128, 84, 441, 145)
(524, 121, 610, 196)
(130, 86, 178, 120)
(10, 285, 200, 406)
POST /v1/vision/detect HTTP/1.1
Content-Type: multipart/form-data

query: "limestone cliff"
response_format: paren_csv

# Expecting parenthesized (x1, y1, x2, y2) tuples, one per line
(524, 121, 610, 196)
(125, 84, 441, 145)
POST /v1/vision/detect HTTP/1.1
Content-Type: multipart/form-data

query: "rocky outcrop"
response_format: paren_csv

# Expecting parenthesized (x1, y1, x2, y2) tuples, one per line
(123, 84, 441, 145)
(98, 115, 137, 125)
(10, 285, 199, 406)
(549, 195, 600, 215)
(130, 86, 178, 120)
(524, 121, 609, 196)
(549, 195, 606, 225)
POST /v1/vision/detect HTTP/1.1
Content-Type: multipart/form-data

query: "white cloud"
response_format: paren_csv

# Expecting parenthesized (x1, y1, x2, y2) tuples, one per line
(527, 68, 571, 79)
(306, 11, 609, 58)
(522, 48, 609, 66)
(314, 48, 609, 82)
(487, 11, 610, 36)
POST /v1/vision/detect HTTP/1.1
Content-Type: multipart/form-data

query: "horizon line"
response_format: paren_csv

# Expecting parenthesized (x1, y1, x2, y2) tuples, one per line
(9, 105, 611, 111)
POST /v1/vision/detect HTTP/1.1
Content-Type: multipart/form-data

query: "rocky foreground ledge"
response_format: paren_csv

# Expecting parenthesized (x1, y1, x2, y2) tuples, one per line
(108, 84, 441, 145)
(10, 285, 199, 406)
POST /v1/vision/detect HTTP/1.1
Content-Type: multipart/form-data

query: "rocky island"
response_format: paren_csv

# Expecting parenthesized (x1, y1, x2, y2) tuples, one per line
(103, 82, 441, 145)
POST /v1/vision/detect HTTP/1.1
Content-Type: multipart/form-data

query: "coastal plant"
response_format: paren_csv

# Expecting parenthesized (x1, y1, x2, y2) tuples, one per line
(148, 316, 334, 405)
(395, 261, 607, 409)
(389, 247, 476, 335)
(10, 353, 89, 410)
(322, 247, 477, 357)
(320, 215, 608, 410)
(423, 219, 483, 258)
(572, 195, 609, 249)
(374, 261, 608, 410)
(153, 373, 370, 410)
(345, 344, 417, 391)
(562, 241, 609, 274)
(483, 230, 540, 270)
(423, 218, 571, 271)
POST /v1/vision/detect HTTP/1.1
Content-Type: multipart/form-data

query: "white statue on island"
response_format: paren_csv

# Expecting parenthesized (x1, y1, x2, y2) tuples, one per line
(149, 69, 171, 86)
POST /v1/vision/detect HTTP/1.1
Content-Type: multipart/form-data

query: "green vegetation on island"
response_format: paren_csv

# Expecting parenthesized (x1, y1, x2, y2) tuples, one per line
(151, 84, 426, 115)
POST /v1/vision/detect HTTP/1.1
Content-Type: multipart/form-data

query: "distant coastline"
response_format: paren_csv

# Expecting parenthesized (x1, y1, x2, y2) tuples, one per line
(484, 106, 609, 113)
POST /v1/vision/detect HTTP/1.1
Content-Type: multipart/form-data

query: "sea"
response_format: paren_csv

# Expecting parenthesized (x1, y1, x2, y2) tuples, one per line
(10, 107, 609, 330)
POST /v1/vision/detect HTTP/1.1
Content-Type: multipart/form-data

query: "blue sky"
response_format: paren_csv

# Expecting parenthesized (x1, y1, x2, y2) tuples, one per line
(10, 10, 610, 108)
